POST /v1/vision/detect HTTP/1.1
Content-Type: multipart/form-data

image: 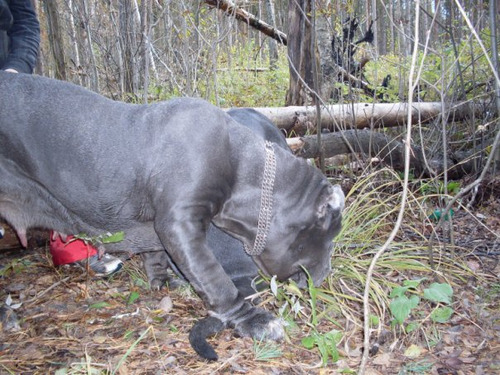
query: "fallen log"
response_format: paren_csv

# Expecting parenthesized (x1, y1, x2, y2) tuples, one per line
(287, 129, 477, 179)
(249, 101, 481, 134)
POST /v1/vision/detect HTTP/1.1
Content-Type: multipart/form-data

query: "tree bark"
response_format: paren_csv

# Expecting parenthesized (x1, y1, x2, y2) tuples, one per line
(139, 0, 151, 104)
(286, 0, 314, 106)
(44, 0, 66, 80)
(490, 0, 500, 172)
(119, 0, 139, 97)
(66, 0, 82, 86)
(81, 0, 99, 92)
(249, 101, 480, 134)
(204, 0, 287, 45)
(264, 0, 279, 70)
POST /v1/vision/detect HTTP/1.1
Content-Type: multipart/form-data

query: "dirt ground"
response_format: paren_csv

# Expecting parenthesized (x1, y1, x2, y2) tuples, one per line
(0, 190, 499, 374)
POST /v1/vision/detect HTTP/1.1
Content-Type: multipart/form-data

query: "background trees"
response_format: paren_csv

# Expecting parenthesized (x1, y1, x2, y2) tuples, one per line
(33, 0, 498, 177)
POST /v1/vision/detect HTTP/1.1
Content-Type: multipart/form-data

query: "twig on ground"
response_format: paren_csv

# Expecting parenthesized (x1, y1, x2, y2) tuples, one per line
(24, 276, 71, 306)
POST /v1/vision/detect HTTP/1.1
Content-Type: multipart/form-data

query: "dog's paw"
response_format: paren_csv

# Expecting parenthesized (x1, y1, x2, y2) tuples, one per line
(147, 269, 188, 291)
(233, 308, 284, 341)
(149, 278, 167, 290)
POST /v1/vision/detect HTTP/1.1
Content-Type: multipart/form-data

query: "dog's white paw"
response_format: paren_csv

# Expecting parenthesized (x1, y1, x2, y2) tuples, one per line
(233, 308, 284, 341)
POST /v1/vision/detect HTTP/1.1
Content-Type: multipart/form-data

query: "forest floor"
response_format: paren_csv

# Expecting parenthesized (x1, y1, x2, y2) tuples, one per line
(0, 179, 499, 375)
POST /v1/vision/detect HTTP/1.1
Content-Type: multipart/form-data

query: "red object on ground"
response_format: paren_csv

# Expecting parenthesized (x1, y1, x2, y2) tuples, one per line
(49, 233, 97, 266)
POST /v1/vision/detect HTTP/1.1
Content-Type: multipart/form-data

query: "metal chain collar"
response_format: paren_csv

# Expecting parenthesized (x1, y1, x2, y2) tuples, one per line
(244, 141, 276, 256)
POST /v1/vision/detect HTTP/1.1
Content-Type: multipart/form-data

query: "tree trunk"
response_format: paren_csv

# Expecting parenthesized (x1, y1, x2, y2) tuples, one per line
(286, 0, 314, 106)
(315, 9, 336, 101)
(66, 0, 82, 86)
(264, 0, 279, 70)
(139, 0, 151, 104)
(490, 0, 500, 173)
(81, 0, 99, 92)
(44, 0, 66, 80)
(119, 0, 138, 97)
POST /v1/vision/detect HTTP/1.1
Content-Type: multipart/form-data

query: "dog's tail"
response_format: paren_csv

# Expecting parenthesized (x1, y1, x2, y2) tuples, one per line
(189, 316, 226, 361)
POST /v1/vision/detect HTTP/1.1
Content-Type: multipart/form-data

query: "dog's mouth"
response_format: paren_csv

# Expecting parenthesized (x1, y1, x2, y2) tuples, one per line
(289, 262, 331, 289)
(290, 271, 308, 289)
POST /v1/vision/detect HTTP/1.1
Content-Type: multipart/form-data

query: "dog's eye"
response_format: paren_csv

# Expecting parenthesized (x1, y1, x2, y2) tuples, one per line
(298, 244, 305, 252)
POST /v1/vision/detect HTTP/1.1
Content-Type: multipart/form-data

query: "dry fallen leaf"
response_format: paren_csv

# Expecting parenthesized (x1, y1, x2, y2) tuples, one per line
(404, 344, 425, 358)
(372, 352, 392, 366)
(92, 335, 107, 344)
(158, 295, 173, 313)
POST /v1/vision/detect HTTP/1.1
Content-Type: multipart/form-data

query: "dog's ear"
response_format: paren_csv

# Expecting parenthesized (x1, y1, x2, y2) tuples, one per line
(317, 184, 345, 220)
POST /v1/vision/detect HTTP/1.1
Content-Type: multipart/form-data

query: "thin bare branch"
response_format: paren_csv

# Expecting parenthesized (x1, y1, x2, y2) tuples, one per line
(203, 0, 287, 45)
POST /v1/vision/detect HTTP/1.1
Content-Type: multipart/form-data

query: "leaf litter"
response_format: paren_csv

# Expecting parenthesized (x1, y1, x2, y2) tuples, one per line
(0, 178, 498, 374)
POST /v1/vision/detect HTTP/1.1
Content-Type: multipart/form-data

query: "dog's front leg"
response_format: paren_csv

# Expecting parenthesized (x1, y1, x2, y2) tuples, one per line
(154, 212, 284, 344)
(154, 213, 243, 313)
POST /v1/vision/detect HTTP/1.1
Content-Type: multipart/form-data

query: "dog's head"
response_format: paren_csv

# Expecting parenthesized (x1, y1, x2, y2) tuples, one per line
(252, 182, 345, 288)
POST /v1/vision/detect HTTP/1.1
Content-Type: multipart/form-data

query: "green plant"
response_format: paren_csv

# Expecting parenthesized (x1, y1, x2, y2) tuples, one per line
(420, 180, 461, 196)
(127, 291, 140, 305)
(267, 272, 345, 366)
(112, 327, 153, 375)
(88, 301, 111, 309)
(389, 279, 422, 326)
(301, 330, 343, 366)
(0, 258, 31, 277)
(122, 257, 150, 290)
(477, 282, 500, 303)
(253, 338, 282, 361)
(398, 360, 434, 374)
(389, 280, 454, 331)
(72, 231, 125, 246)
(260, 169, 473, 368)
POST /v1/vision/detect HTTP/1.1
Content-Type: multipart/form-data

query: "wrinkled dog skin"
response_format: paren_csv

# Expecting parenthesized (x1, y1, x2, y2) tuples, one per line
(0, 73, 345, 359)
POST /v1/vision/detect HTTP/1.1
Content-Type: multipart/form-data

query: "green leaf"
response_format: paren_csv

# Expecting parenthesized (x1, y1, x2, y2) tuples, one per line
(390, 285, 410, 298)
(301, 330, 342, 365)
(390, 295, 413, 324)
(301, 335, 316, 349)
(127, 291, 140, 305)
(89, 301, 110, 309)
(423, 283, 453, 304)
(431, 306, 454, 323)
(317, 338, 329, 365)
(406, 321, 419, 333)
(403, 279, 425, 289)
(428, 209, 455, 222)
(102, 231, 125, 244)
(409, 295, 420, 309)
(324, 330, 343, 345)
(338, 369, 356, 374)
(369, 314, 380, 327)
(447, 181, 461, 195)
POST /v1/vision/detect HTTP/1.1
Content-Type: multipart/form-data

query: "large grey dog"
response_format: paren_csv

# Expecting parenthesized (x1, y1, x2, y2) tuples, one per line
(140, 108, 292, 358)
(139, 108, 289, 286)
(138, 107, 291, 296)
(0, 73, 344, 359)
